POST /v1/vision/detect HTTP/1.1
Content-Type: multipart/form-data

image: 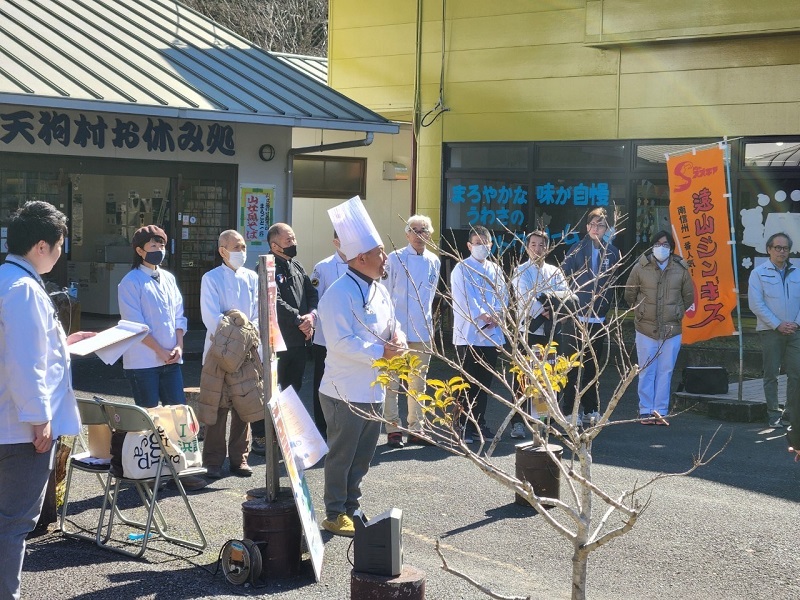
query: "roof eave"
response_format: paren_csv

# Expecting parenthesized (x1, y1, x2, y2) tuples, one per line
(0, 95, 400, 135)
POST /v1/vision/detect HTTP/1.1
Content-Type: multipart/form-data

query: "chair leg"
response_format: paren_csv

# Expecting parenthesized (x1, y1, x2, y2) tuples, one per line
(60, 463, 112, 543)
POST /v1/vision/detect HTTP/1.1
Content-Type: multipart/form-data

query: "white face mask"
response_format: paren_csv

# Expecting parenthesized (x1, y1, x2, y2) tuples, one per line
(470, 244, 490, 261)
(652, 246, 670, 262)
(227, 250, 246, 269)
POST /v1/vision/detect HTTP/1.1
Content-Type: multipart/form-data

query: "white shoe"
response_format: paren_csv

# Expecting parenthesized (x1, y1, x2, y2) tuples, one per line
(510, 423, 526, 439)
(582, 411, 601, 426)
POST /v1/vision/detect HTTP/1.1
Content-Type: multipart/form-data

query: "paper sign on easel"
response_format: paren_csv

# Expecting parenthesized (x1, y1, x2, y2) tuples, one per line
(268, 386, 327, 582)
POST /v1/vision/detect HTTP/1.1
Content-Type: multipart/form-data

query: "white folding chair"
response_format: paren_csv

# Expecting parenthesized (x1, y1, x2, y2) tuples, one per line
(59, 397, 119, 542)
(95, 399, 207, 558)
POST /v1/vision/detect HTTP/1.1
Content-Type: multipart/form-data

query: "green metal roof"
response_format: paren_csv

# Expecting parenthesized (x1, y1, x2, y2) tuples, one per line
(0, 0, 397, 134)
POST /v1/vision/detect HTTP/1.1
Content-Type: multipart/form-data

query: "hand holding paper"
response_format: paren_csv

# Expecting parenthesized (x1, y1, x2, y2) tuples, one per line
(68, 320, 150, 364)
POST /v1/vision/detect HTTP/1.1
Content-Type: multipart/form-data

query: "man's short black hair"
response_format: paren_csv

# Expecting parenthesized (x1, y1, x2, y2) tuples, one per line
(7, 201, 68, 256)
(651, 229, 676, 252)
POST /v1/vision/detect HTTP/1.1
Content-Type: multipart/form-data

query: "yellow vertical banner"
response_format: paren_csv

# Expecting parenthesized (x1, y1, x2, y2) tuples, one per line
(668, 146, 736, 345)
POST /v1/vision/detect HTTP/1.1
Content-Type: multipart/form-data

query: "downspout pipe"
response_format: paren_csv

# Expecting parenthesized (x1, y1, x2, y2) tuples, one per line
(285, 132, 374, 218)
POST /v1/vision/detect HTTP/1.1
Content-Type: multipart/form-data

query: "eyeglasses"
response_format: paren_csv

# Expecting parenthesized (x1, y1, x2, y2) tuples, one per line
(588, 221, 608, 230)
(410, 228, 429, 235)
(770, 245, 791, 252)
(653, 243, 671, 248)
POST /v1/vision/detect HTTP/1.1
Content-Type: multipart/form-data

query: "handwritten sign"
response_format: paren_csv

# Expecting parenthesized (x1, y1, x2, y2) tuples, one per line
(239, 185, 274, 246)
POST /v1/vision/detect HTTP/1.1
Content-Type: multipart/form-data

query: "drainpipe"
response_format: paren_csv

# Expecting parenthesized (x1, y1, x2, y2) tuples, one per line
(286, 132, 374, 218)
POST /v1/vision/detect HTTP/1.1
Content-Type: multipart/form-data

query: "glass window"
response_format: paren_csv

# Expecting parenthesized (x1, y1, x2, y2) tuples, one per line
(633, 178, 671, 253)
(743, 141, 800, 167)
(294, 156, 366, 199)
(537, 143, 628, 170)
(444, 177, 531, 233)
(736, 176, 800, 295)
(532, 178, 628, 257)
(635, 143, 703, 168)
(448, 144, 528, 170)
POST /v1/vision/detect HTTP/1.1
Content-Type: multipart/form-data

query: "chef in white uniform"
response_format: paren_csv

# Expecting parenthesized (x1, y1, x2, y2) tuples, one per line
(317, 196, 406, 538)
(383, 214, 440, 447)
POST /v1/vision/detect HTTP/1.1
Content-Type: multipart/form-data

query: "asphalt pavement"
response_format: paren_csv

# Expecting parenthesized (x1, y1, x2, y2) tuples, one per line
(19, 332, 800, 600)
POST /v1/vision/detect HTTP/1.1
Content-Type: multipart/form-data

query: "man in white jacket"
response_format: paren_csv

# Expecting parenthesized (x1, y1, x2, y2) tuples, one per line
(309, 232, 348, 439)
(0, 201, 95, 600)
(199, 229, 259, 478)
(384, 215, 440, 447)
(318, 197, 406, 537)
(450, 225, 507, 443)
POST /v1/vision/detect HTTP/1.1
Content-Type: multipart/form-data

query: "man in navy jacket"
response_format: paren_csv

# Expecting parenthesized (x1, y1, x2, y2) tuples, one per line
(560, 207, 621, 426)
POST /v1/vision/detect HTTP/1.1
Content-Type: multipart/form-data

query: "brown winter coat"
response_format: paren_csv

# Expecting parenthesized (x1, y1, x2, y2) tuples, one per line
(198, 309, 264, 425)
(624, 252, 694, 341)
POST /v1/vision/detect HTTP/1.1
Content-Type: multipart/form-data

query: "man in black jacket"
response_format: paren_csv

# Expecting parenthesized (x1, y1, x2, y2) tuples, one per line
(250, 222, 319, 454)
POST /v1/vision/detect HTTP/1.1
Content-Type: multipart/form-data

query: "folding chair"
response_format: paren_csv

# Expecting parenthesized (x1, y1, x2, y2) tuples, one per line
(95, 399, 207, 558)
(59, 397, 117, 542)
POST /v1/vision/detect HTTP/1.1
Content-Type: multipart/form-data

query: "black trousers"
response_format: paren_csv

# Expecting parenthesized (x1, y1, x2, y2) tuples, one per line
(312, 344, 328, 437)
(252, 345, 308, 438)
(561, 321, 607, 415)
(455, 345, 499, 432)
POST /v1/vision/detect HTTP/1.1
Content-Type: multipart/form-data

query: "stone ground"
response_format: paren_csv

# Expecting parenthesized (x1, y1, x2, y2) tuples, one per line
(18, 329, 800, 600)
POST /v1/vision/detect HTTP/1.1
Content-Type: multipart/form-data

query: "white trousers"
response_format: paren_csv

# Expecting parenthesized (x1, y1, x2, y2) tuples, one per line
(636, 331, 682, 417)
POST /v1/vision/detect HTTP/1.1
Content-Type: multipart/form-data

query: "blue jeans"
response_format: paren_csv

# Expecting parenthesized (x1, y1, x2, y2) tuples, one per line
(0, 443, 56, 600)
(125, 364, 186, 408)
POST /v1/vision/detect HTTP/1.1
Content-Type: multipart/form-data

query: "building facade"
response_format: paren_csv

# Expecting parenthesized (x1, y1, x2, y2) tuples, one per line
(328, 0, 800, 291)
(0, 0, 397, 324)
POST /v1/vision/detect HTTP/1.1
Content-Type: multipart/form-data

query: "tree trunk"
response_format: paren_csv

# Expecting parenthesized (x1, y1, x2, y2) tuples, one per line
(571, 549, 589, 600)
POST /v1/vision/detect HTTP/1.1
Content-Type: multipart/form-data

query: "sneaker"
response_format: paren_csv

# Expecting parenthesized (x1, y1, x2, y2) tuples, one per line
(770, 418, 785, 428)
(510, 423, 526, 439)
(321, 513, 355, 537)
(251, 436, 266, 456)
(582, 411, 601, 426)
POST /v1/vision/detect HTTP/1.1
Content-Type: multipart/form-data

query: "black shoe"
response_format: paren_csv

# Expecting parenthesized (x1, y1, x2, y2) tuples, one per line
(175, 475, 208, 491)
(386, 432, 405, 448)
(251, 436, 266, 456)
(478, 425, 495, 441)
(205, 466, 223, 479)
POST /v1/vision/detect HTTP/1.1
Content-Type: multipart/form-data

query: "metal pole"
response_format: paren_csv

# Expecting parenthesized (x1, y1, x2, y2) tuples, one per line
(722, 139, 745, 402)
(258, 254, 280, 501)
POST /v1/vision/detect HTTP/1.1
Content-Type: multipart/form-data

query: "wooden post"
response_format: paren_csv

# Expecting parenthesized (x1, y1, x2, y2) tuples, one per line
(351, 566, 426, 599)
(258, 254, 280, 502)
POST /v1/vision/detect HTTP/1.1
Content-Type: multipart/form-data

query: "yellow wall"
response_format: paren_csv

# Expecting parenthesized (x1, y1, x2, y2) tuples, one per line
(329, 0, 800, 227)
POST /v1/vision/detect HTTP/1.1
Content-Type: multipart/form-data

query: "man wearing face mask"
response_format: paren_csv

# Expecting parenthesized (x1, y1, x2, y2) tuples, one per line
(250, 222, 319, 454)
(450, 225, 508, 443)
(625, 230, 693, 425)
(198, 230, 260, 477)
(560, 208, 621, 427)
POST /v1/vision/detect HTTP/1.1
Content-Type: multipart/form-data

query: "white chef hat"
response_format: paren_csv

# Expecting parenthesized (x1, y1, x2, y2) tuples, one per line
(328, 196, 383, 260)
